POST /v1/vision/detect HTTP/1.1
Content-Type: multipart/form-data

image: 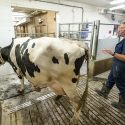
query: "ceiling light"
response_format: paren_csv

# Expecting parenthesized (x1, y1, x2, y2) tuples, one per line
(110, 0, 125, 5)
(109, 5, 125, 10)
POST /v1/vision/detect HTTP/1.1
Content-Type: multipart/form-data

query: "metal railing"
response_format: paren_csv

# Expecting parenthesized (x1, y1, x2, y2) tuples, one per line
(91, 20, 120, 60)
(59, 22, 94, 41)
(59, 22, 95, 59)
(15, 33, 55, 38)
(59, 21, 120, 60)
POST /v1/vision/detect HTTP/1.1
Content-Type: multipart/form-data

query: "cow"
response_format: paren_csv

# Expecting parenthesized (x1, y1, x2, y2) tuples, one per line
(0, 37, 89, 124)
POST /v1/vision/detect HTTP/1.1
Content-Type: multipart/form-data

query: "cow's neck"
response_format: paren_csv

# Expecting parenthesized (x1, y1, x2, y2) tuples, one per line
(1, 45, 11, 62)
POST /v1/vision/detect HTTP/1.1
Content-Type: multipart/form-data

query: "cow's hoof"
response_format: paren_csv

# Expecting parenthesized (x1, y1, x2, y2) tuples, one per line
(17, 89, 24, 94)
(54, 95, 62, 106)
(34, 87, 41, 92)
(55, 95, 62, 101)
(70, 117, 79, 125)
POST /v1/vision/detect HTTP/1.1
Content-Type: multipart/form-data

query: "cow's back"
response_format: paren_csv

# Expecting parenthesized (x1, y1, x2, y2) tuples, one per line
(9, 37, 86, 86)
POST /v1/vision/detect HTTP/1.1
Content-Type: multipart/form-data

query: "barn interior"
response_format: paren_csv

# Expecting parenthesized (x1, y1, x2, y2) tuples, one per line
(0, 0, 125, 125)
(13, 7, 56, 37)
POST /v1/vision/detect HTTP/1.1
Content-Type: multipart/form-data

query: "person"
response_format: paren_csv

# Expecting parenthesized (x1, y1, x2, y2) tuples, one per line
(95, 21, 125, 109)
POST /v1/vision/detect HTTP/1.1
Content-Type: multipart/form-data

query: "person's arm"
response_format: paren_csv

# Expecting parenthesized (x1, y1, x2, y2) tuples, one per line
(114, 53, 125, 61)
(102, 49, 125, 61)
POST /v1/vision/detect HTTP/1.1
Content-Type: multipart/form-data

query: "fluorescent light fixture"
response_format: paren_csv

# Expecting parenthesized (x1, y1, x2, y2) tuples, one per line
(110, 0, 125, 5)
(109, 5, 125, 10)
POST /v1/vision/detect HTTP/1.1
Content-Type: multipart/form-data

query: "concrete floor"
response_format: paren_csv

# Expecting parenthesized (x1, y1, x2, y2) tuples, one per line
(0, 73, 32, 100)
(0, 73, 125, 125)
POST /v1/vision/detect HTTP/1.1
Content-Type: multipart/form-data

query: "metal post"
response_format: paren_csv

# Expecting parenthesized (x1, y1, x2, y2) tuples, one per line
(78, 24, 81, 40)
(59, 24, 61, 37)
(90, 22, 95, 57)
(91, 20, 100, 60)
(46, 23, 48, 37)
(68, 24, 70, 39)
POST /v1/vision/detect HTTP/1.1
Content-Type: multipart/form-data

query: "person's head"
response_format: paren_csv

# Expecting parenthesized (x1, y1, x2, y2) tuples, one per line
(118, 21, 125, 37)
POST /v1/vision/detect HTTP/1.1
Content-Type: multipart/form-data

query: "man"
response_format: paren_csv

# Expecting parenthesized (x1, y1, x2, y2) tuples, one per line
(95, 21, 125, 109)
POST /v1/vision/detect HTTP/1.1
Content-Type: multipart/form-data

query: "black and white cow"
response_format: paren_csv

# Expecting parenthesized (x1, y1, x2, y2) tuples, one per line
(0, 37, 89, 124)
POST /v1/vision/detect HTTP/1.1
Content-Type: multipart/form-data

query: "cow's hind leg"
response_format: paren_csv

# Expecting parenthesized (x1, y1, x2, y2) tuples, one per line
(49, 82, 66, 104)
(49, 80, 82, 124)
(60, 81, 81, 125)
(17, 76, 24, 93)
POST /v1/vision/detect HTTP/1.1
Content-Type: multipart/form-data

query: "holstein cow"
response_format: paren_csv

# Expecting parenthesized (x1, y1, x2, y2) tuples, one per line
(0, 37, 89, 124)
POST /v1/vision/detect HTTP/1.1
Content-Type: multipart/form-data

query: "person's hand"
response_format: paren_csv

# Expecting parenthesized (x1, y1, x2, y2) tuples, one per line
(102, 49, 114, 56)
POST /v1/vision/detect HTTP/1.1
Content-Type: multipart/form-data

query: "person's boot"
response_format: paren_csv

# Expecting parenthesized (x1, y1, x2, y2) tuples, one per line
(95, 83, 111, 99)
(111, 95, 125, 109)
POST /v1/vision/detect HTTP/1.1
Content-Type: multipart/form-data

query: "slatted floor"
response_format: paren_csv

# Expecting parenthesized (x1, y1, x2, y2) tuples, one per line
(1, 77, 125, 125)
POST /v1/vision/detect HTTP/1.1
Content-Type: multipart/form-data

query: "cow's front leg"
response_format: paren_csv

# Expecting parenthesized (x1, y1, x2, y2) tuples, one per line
(17, 75, 24, 93)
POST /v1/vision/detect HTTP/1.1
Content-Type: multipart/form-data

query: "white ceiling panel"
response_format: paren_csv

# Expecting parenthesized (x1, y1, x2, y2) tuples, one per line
(66, 0, 112, 7)
(65, 0, 125, 11)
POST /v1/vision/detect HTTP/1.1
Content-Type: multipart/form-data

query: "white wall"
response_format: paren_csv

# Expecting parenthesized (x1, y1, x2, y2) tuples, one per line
(0, 0, 15, 75)
(82, 5, 124, 24)
(0, 0, 14, 47)
(11, 0, 83, 23)
(11, 0, 125, 24)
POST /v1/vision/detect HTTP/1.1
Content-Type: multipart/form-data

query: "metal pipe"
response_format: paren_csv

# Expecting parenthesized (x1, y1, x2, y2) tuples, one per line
(107, 11, 125, 16)
(59, 22, 92, 25)
(100, 23, 119, 25)
(33, 0, 84, 23)
(91, 20, 100, 60)
(68, 24, 70, 39)
(90, 22, 95, 57)
(59, 31, 92, 33)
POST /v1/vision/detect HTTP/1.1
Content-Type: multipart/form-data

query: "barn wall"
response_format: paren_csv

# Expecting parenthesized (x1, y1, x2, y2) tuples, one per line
(93, 58, 113, 76)
(0, 0, 15, 76)
(15, 11, 56, 37)
(11, 0, 125, 24)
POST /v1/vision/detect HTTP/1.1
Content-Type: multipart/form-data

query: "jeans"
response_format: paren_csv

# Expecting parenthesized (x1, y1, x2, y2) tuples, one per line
(106, 61, 125, 99)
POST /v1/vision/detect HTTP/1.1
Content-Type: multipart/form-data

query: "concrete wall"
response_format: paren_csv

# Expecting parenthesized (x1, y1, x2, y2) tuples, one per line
(0, 0, 15, 75)
(93, 58, 113, 76)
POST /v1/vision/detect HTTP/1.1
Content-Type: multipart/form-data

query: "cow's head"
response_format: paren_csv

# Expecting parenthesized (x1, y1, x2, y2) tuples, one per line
(0, 47, 5, 65)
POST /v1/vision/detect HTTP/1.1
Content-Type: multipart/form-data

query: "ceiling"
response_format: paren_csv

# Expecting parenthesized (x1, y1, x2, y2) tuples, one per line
(12, 0, 125, 14)
(66, 0, 112, 8)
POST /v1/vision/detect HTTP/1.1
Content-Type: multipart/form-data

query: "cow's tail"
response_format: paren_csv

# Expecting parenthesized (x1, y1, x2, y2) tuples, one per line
(76, 49, 89, 112)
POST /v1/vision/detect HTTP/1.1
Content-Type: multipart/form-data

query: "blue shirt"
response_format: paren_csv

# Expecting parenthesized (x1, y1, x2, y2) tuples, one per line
(113, 38, 125, 64)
